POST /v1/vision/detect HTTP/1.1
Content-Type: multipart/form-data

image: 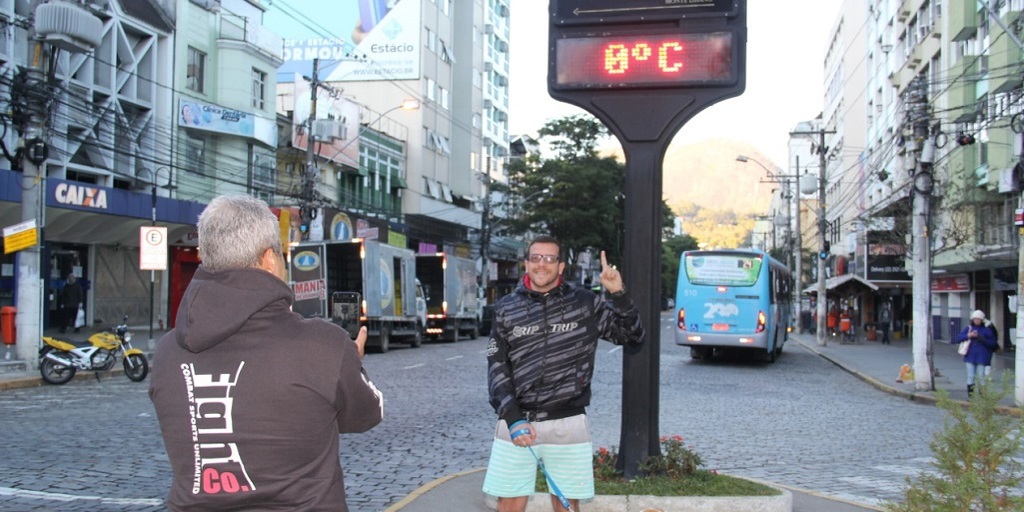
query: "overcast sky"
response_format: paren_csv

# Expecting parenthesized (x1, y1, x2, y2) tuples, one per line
(509, 1, 844, 169)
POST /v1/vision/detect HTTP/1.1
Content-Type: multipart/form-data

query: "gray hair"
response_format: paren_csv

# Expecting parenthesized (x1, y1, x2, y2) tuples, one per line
(197, 194, 281, 272)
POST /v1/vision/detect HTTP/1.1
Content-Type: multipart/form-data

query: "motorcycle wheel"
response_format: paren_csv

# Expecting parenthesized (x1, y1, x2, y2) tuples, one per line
(123, 354, 149, 382)
(40, 353, 77, 385)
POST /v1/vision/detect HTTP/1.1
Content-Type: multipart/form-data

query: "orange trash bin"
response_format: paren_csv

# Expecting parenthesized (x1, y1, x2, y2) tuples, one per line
(1, 306, 15, 345)
(839, 315, 851, 333)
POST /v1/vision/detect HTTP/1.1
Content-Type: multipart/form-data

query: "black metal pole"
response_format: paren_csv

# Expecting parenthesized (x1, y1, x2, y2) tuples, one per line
(150, 185, 156, 345)
(619, 140, 663, 477)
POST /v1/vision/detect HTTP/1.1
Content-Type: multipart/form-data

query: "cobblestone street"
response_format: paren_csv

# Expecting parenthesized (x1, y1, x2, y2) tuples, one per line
(0, 315, 965, 511)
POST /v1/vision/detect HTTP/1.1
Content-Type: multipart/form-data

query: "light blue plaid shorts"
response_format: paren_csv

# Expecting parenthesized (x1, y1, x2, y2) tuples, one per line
(481, 414, 594, 499)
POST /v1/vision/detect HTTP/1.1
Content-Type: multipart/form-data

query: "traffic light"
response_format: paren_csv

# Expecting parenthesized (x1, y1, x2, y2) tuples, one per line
(819, 241, 830, 260)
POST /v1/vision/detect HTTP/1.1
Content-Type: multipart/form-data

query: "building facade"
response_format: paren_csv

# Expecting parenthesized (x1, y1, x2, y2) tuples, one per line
(799, 0, 1024, 343)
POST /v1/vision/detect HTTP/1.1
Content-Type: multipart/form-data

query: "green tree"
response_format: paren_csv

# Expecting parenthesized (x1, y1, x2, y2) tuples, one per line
(885, 375, 1024, 512)
(498, 115, 673, 278)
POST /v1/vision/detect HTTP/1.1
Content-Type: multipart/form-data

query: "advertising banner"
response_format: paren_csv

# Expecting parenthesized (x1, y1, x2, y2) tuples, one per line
(271, 0, 422, 82)
(178, 99, 277, 147)
(866, 244, 911, 282)
(290, 244, 327, 319)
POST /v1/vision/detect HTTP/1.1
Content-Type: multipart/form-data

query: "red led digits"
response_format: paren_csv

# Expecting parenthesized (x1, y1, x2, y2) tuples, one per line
(658, 43, 682, 73)
(604, 42, 682, 76)
(605, 44, 629, 74)
(556, 32, 733, 89)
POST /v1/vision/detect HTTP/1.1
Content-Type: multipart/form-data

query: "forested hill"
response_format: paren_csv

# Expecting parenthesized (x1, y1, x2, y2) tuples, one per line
(661, 138, 776, 215)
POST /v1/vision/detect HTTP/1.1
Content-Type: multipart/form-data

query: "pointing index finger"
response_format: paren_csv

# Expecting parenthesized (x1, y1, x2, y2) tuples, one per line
(600, 250, 608, 270)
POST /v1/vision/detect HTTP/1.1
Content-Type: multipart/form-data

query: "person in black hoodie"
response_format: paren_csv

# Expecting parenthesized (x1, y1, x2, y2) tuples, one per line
(149, 194, 382, 512)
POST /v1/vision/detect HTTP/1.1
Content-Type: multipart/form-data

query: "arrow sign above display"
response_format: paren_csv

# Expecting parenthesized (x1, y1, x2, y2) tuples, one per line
(553, 0, 737, 25)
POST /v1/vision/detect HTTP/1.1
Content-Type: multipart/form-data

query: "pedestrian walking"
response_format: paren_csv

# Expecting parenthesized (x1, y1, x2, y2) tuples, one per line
(953, 309, 998, 398)
(149, 194, 383, 512)
(878, 303, 891, 344)
(60, 273, 84, 333)
(483, 235, 644, 512)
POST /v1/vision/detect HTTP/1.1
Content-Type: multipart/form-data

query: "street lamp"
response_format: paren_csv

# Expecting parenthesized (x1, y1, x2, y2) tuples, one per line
(301, 98, 420, 237)
(736, 154, 802, 289)
(325, 99, 421, 163)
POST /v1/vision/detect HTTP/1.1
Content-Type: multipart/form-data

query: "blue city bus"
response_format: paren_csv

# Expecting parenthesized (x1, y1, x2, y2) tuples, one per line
(674, 249, 793, 362)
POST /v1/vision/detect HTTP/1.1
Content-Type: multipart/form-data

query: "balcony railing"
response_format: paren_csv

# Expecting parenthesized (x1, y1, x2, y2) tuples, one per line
(219, 13, 283, 61)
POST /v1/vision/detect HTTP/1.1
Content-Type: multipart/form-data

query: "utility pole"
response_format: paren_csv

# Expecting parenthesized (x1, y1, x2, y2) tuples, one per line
(299, 58, 320, 240)
(13, 1, 100, 366)
(794, 156, 803, 332)
(480, 159, 492, 303)
(13, 40, 48, 367)
(906, 75, 935, 391)
(815, 134, 828, 347)
(1017, 176, 1024, 404)
(792, 128, 834, 346)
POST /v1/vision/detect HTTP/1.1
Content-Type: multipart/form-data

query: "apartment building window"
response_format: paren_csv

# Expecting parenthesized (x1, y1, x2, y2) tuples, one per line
(252, 151, 276, 197)
(439, 86, 449, 110)
(426, 78, 436, 102)
(251, 68, 267, 110)
(426, 28, 437, 53)
(185, 136, 206, 176)
(187, 47, 206, 93)
(979, 199, 1014, 247)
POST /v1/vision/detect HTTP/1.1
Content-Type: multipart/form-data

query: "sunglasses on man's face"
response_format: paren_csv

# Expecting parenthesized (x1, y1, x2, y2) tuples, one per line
(527, 254, 559, 264)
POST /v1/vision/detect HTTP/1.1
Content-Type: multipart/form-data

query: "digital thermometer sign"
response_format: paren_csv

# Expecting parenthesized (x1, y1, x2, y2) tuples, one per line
(554, 32, 734, 89)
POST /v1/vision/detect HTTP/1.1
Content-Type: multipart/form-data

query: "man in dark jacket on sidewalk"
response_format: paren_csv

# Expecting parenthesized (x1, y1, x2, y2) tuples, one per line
(149, 195, 383, 512)
(60, 273, 84, 333)
(483, 235, 644, 512)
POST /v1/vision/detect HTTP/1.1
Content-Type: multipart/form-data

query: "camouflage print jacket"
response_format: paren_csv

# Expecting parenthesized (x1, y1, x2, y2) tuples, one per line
(486, 279, 644, 426)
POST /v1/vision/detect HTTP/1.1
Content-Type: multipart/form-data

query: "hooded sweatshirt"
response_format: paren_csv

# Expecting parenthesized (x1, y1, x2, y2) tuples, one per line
(149, 265, 383, 511)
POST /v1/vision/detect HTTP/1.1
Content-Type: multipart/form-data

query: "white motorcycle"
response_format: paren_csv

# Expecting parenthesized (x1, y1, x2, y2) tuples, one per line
(38, 315, 148, 385)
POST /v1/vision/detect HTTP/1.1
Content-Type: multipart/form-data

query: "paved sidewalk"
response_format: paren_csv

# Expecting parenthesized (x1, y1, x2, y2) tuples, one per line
(789, 331, 1021, 414)
(385, 467, 883, 512)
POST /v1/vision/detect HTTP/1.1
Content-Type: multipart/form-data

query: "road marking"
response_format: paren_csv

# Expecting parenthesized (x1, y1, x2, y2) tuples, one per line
(0, 487, 163, 506)
(446, 356, 463, 361)
(403, 363, 425, 370)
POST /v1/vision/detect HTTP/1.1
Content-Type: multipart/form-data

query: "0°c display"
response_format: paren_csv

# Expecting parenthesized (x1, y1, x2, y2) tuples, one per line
(554, 32, 734, 89)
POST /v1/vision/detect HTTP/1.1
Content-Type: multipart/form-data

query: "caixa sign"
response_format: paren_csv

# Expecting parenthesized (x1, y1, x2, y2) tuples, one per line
(54, 183, 108, 209)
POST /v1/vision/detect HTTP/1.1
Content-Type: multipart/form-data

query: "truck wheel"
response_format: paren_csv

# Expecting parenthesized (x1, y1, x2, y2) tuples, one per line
(409, 325, 423, 348)
(446, 328, 459, 343)
(470, 326, 480, 340)
(376, 327, 390, 353)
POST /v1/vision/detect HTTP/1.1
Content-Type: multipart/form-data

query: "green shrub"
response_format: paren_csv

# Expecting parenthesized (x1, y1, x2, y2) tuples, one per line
(885, 374, 1024, 512)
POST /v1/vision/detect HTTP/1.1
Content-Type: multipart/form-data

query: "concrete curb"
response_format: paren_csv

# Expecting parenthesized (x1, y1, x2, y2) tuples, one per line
(0, 367, 132, 391)
(391, 468, 794, 512)
(486, 488, 792, 512)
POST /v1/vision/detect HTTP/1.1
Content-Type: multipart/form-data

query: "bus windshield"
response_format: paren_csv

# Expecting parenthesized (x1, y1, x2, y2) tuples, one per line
(684, 253, 763, 287)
